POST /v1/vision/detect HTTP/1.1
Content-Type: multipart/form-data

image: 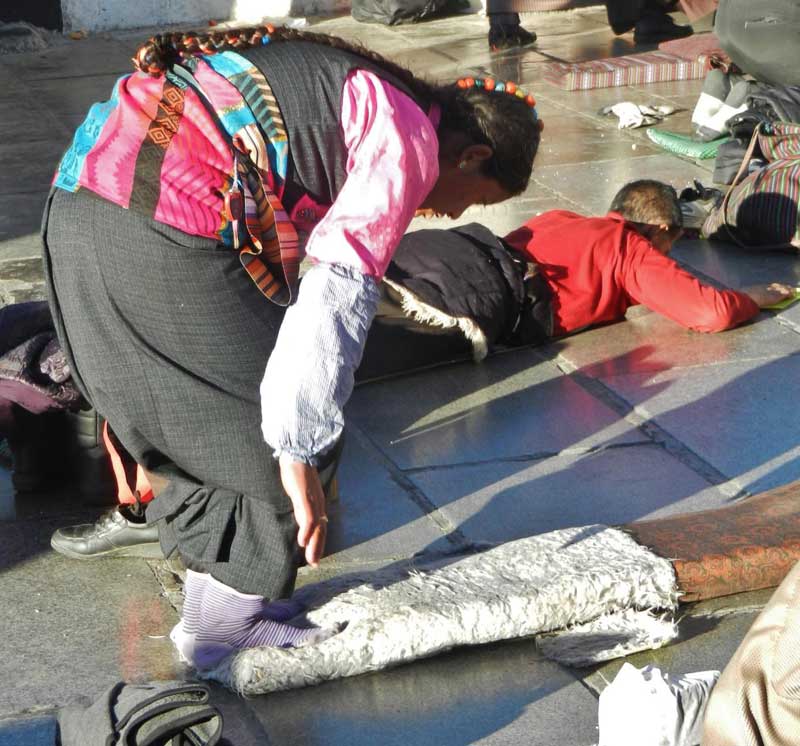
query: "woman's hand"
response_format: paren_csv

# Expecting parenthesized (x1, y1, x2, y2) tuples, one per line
(278, 454, 328, 567)
(743, 282, 796, 308)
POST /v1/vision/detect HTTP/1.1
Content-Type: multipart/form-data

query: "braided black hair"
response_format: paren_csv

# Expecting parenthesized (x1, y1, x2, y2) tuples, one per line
(437, 86, 539, 195)
(133, 25, 539, 194)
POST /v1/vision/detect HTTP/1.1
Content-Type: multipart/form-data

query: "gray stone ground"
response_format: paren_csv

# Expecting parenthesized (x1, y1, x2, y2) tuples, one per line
(1, 7, 798, 745)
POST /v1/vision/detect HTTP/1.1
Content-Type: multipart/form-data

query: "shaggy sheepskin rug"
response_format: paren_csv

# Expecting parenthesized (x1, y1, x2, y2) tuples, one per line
(204, 525, 679, 695)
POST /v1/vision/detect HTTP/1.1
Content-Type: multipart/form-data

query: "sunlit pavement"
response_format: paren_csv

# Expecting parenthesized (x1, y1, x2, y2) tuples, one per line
(1, 9, 797, 744)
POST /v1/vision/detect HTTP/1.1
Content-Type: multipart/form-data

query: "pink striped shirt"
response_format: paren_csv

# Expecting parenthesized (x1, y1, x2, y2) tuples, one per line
(300, 69, 440, 277)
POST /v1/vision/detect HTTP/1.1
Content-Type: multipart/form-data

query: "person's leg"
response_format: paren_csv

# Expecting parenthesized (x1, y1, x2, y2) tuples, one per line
(605, 0, 645, 34)
(50, 421, 160, 559)
(485, 0, 536, 50)
(172, 570, 334, 669)
(43, 188, 336, 665)
(701, 560, 800, 745)
(634, 0, 693, 43)
(606, 0, 692, 42)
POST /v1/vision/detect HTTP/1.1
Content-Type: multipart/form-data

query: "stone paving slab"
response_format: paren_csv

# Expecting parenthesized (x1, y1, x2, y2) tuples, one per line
(538, 32, 641, 65)
(0, 99, 66, 144)
(525, 106, 662, 170)
(26, 74, 126, 118)
(406, 189, 569, 237)
(409, 443, 731, 542)
(0, 37, 135, 80)
(0, 193, 48, 246)
(552, 306, 800, 378)
(246, 638, 600, 746)
(519, 7, 611, 36)
(348, 347, 648, 471)
(322, 434, 454, 564)
(599, 355, 800, 494)
(0, 517, 181, 717)
(0, 261, 47, 303)
(544, 82, 675, 117)
(530, 153, 712, 217)
(0, 141, 67, 196)
(381, 46, 461, 81)
(671, 240, 800, 292)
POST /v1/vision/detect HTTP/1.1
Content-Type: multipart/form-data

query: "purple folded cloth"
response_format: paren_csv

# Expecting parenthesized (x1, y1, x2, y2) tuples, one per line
(0, 306, 83, 414)
(39, 336, 71, 383)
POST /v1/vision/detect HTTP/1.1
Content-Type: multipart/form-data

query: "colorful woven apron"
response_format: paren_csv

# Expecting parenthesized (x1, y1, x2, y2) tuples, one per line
(171, 53, 302, 306)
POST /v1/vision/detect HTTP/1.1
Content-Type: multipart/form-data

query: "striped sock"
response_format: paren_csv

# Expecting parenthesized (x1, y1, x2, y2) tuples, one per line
(260, 597, 305, 622)
(181, 569, 209, 635)
(173, 575, 334, 669)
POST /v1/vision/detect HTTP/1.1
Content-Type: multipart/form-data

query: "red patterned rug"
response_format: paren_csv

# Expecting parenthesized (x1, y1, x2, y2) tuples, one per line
(625, 481, 800, 602)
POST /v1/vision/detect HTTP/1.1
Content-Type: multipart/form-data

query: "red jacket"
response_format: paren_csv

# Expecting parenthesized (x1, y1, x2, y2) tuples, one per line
(504, 210, 759, 336)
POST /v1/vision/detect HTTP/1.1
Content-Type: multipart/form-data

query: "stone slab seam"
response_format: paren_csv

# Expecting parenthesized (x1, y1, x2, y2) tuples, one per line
(552, 353, 748, 499)
(686, 603, 768, 621)
(528, 175, 594, 214)
(402, 440, 655, 475)
(147, 559, 185, 615)
(0, 706, 58, 723)
(347, 421, 469, 547)
(775, 314, 800, 336)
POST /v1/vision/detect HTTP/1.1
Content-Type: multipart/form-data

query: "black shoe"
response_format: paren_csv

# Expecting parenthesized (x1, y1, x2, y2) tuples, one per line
(489, 25, 537, 51)
(633, 12, 693, 44)
(50, 504, 163, 559)
(488, 13, 536, 51)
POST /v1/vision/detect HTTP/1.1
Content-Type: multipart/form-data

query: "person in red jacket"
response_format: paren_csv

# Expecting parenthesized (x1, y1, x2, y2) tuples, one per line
(503, 179, 794, 336)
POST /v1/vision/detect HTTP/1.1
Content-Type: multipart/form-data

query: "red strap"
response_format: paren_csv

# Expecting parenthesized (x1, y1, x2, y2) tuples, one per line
(102, 421, 153, 505)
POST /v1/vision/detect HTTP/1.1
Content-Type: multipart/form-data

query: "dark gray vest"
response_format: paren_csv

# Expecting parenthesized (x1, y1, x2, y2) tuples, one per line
(241, 41, 430, 211)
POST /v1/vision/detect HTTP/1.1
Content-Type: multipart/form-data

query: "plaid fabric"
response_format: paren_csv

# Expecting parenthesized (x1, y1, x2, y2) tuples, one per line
(703, 122, 800, 249)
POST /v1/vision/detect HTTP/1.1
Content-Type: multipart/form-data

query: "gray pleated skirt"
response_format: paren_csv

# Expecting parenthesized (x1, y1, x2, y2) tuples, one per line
(42, 187, 320, 598)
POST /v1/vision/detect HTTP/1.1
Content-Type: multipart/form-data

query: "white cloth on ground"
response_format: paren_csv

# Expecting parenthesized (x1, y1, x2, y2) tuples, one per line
(599, 663, 720, 746)
(601, 102, 678, 129)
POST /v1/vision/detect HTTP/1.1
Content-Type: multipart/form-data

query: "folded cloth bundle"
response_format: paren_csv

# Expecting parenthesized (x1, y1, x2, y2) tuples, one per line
(0, 300, 83, 416)
(599, 102, 678, 129)
(58, 681, 223, 746)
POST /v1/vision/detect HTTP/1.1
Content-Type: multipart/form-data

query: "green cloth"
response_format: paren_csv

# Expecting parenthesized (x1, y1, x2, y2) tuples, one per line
(646, 128, 730, 160)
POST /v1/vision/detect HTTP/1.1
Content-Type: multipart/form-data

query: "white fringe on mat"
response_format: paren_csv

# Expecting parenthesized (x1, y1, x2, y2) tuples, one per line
(203, 525, 679, 695)
(382, 278, 489, 362)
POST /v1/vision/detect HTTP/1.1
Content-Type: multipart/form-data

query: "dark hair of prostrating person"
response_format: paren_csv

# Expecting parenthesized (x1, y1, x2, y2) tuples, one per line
(132, 24, 540, 195)
(609, 179, 683, 231)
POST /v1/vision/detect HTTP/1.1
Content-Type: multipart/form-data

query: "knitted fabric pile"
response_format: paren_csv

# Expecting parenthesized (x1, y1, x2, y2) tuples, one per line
(205, 525, 679, 695)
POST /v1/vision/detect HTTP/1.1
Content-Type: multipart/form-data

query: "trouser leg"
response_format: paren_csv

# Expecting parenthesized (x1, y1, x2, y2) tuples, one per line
(702, 560, 800, 746)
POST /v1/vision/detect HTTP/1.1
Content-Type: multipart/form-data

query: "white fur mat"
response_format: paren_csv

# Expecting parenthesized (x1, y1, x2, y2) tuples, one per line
(204, 525, 680, 695)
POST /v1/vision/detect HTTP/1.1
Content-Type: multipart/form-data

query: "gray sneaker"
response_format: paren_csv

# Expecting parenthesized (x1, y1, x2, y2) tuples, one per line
(50, 505, 163, 559)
